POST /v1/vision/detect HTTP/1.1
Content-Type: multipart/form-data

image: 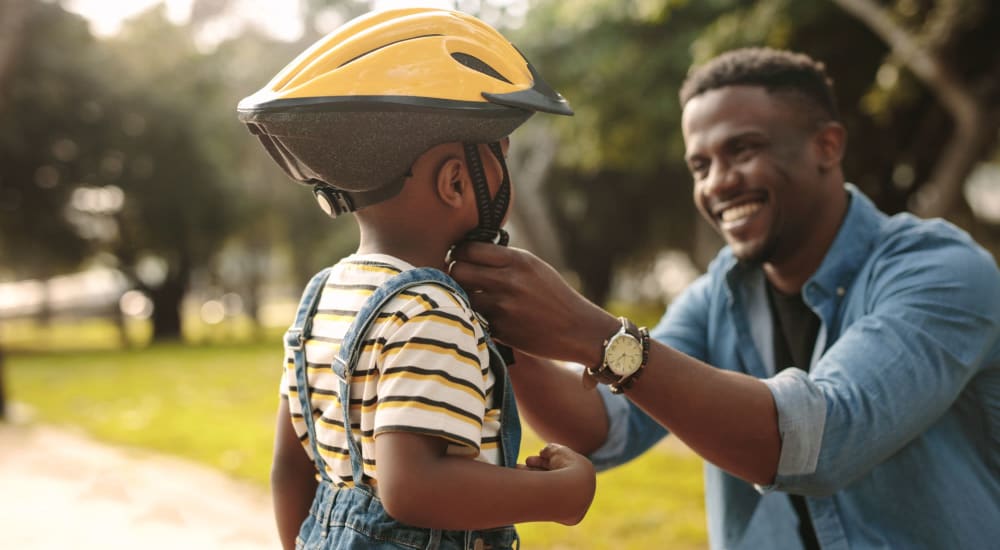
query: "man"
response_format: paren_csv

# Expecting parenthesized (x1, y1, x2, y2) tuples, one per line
(448, 48, 1000, 549)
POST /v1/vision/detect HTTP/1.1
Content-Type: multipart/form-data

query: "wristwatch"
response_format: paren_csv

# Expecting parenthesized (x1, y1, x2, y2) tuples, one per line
(587, 317, 648, 390)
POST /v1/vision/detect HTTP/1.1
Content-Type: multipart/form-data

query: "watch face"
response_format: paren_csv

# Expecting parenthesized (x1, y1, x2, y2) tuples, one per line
(605, 333, 643, 377)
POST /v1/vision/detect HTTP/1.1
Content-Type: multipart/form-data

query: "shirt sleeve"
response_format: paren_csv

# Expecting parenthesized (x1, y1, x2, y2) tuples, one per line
(762, 234, 1000, 496)
(372, 293, 488, 455)
(589, 272, 715, 469)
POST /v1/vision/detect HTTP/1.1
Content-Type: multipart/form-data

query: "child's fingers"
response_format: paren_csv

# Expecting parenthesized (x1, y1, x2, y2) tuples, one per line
(524, 455, 549, 469)
(538, 442, 565, 459)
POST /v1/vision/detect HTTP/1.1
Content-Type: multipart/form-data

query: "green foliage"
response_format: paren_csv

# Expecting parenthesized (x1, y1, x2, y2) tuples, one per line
(0, 3, 98, 276)
(7, 342, 707, 549)
(508, 1, 730, 300)
(0, 3, 364, 339)
(509, 0, 1000, 303)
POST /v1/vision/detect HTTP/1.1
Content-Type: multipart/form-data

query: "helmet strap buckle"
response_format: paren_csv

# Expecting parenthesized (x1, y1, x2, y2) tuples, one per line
(313, 184, 355, 218)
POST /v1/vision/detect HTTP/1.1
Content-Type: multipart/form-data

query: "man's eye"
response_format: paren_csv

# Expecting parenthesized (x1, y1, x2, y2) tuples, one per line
(733, 142, 758, 160)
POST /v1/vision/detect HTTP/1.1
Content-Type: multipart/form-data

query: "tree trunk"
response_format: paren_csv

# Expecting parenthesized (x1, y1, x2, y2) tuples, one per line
(0, 0, 29, 113)
(912, 110, 1000, 218)
(149, 260, 191, 342)
(832, 0, 999, 219)
(111, 301, 131, 349)
(507, 130, 569, 272)
(0, 342, 7, 421)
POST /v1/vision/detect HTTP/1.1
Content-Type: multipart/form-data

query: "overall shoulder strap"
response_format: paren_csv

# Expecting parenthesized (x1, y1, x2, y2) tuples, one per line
(333, 267, 469, 379)
(334, 267, 471, 486)
(283, 267, 334, 481)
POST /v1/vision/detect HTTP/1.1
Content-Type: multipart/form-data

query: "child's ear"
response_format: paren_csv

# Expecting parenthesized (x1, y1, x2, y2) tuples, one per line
(436, 157, 468, 209)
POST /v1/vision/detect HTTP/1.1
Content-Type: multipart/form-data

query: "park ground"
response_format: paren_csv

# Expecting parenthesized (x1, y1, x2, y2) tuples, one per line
(0, 417, 278, 549)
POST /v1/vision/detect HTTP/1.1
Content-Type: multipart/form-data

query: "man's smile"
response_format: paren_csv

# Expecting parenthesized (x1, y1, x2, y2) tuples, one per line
(719, 200, 765, 224)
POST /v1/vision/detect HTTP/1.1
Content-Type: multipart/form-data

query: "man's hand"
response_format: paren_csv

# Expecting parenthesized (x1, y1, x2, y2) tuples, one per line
(524, 443, 597, 526)
(448, 242, 617, 365)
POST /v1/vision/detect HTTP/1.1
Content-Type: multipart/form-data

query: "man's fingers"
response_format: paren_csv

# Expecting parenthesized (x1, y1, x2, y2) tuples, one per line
(463, 289, 501, 319)
(449, 241, 515, 267)
(449, 256, 510, 299)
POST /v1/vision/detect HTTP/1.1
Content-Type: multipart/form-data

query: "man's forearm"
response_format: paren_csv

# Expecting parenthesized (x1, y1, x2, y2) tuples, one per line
(619, 342, 781, 485)
(508, 353, 609, 455)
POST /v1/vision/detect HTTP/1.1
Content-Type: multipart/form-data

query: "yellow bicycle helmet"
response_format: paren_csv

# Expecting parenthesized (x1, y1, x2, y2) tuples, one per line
(237, 7, 572, 222)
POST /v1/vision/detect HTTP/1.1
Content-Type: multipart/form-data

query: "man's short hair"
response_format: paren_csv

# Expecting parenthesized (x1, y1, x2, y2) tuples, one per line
(679, 47, 840, 122)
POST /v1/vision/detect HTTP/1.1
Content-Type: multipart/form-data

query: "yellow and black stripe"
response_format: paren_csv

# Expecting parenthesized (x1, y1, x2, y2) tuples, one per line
(280, 254, 502, 488)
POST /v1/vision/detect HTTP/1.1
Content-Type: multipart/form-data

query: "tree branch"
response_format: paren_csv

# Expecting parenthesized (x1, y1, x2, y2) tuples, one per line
(0, 0, 29, 113)
(831, 0, 979, 123)
(831, 0, 995, 218)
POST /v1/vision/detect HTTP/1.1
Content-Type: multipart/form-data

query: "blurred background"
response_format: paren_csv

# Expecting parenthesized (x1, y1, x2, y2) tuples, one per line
(1, 0, 998, 548)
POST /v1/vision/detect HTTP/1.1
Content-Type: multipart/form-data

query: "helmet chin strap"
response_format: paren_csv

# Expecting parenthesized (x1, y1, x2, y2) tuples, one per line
(458, 141, 518, 366)
(461, 141, 511, 246)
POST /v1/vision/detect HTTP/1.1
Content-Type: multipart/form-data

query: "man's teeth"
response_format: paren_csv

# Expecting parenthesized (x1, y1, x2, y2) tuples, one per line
(720, 202, 763, 223)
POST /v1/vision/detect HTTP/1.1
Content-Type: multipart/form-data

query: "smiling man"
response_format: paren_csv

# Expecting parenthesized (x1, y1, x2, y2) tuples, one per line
(448, 48, 1000, 549)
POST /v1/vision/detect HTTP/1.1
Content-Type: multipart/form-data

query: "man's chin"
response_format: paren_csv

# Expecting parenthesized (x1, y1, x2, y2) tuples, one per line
(729, 240, 771, 265)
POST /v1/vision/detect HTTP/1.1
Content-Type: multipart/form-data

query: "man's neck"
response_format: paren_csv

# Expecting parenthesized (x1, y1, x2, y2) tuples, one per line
(764, 187, 850, 294)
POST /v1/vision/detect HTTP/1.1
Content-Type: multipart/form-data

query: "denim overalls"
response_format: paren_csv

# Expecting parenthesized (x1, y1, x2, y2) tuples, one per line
(285, 266, 522, 550)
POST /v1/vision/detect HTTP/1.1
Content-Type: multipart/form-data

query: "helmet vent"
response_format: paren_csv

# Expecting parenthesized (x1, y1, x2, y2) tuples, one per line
(337, 34, 441, 68)
(451, 52, 512, 84)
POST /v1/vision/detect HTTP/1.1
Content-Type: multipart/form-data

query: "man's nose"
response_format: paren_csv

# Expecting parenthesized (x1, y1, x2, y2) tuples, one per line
(702, 161, 740, 198)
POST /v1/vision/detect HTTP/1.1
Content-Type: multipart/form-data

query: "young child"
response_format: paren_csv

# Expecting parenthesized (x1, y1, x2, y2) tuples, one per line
(237, 8, 596, 550)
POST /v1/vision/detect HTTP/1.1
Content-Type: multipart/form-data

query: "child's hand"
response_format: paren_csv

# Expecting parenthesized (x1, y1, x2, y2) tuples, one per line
(524, 443, 596, 526)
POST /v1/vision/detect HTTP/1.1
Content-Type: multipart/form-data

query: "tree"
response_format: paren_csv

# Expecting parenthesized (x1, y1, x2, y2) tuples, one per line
(0, 0, 108, 417)
(0, 0, 32, 420)
(80, 7, 245, 341)
(831, 0, 1000, 221)
(513, 0, 1000, 304)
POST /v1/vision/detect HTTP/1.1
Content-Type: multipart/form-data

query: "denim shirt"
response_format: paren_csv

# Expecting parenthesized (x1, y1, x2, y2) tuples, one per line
(591, 185, 1000, 549)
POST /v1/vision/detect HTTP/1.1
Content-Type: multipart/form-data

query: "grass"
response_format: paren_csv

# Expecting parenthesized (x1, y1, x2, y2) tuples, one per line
(3, 319, 706, 549)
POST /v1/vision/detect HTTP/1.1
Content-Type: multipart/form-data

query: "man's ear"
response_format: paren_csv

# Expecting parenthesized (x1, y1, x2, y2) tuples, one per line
(436, 157, 468, 209)
(814, 121, 846, 173)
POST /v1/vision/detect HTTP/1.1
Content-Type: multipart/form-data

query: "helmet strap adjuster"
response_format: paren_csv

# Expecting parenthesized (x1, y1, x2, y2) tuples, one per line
(313, 185, 355, 218)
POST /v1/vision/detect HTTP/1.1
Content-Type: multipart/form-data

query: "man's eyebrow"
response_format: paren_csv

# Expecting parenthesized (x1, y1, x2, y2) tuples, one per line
(725, 130, 767, 142)
(684, 151, 704, 164)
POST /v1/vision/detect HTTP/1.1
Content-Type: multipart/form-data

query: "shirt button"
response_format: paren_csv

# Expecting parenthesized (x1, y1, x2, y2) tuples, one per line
(836, 286, 846, 297)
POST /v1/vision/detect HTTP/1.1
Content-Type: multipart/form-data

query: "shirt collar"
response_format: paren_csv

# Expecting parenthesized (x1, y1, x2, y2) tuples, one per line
(805, 184, 885, 300)
(723, 184, 886, 301)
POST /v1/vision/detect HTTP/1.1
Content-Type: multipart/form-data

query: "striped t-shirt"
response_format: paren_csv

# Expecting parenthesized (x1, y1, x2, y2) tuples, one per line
(280, 253, 501, 487)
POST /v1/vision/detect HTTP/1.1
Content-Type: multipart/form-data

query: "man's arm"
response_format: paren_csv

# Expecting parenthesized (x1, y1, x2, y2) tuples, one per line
(450, 243, 781, 485)
(506, 352, 608, 455)
(763, 236, 1000, 495)
(271, 398, 317, 550)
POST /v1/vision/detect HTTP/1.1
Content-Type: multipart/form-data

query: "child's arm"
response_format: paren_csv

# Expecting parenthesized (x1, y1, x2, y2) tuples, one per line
(375, 432, 596, 530)
(271, 398, 318, 550)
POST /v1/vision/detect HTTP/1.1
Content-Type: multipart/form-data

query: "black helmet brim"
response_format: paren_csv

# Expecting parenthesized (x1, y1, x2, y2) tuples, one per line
(238, 97, 531, 192)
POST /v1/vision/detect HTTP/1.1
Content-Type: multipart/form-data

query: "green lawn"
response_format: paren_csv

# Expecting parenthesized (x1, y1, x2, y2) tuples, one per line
(4, 321, 706, 549)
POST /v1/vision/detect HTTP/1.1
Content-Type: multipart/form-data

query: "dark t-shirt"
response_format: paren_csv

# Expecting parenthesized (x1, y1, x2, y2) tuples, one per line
(766, 281, 821, 550)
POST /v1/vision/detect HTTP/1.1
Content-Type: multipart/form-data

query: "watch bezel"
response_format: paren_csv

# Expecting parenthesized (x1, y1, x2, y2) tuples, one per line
(602, 319, 643, 377)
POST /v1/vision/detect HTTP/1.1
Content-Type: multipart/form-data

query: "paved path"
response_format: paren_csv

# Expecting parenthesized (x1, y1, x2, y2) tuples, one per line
(0, 421, 280, 549)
